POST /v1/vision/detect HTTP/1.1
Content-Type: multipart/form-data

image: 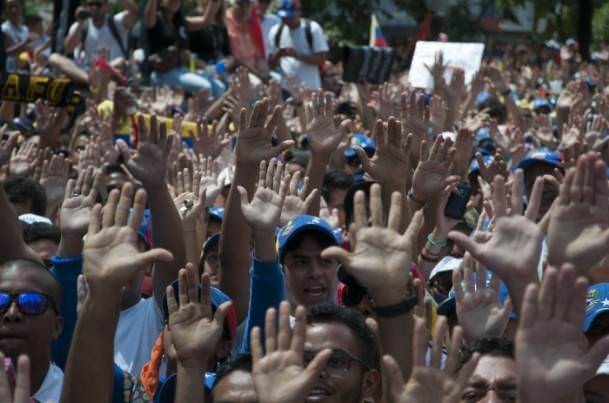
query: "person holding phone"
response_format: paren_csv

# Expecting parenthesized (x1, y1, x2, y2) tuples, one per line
(267, 0, 328, 90)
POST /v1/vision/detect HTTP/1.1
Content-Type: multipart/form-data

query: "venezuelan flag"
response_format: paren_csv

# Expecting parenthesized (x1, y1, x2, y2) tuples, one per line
(369, 14, 388, 48)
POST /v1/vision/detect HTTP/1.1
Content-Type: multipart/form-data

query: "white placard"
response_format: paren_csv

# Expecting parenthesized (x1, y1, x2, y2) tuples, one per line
(409, 41, 485, 89)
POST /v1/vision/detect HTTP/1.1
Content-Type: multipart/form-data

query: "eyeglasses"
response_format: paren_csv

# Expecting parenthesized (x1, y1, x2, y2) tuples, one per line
(303, 349, 368, 375)
(0, 292, 57, 316)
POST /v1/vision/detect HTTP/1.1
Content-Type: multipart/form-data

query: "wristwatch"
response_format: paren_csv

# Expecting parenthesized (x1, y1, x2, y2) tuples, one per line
(372, 293, 419, 318)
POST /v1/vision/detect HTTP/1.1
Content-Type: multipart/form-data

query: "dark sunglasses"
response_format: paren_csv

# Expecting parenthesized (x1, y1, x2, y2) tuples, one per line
(0, 292, 56, 316)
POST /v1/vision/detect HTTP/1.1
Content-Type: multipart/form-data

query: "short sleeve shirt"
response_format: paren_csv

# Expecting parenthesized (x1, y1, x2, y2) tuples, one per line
(268, 19, 328, 90)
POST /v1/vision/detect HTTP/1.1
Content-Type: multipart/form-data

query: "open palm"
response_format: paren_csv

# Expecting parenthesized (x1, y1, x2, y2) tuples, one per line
(83, 185, 173, 291)
(322, 185, 424, 299)
(412, 136, 454, 203)
(238, 159, 289, 232)
(251, 303, 330, 403)
(547, 154, 609, 274)
(307, 92, 350, 157)
(166, 267, 230, 365)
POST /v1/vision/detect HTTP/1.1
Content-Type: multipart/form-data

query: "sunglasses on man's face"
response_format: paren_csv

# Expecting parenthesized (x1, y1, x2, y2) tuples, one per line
(0, 291, 56, 316)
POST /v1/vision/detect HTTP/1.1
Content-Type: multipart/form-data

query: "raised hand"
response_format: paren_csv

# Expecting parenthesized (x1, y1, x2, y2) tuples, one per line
(60, 167, 101, 236)
(9, 140, 38, 177)
(355, 118, 411, 189)
(194, 120, 230, 160)
(448, 214, 542, 313)
(34, 100, 68, 147)
(516, 265, 609, 403)
(475, 149, 508, 183)
(0, 130, 17, 167)
(449, 128, 474, 178)
(40, 154, 70, 212)
(454, 253, 512, 342)
(166, 264, 231, 369)
(322, 184, 423, 305)
(382, 317, 479, 403)
(0, 354, 30, 403)
(306, 92, 351, 158)
(126, 115, 174, 190)
(251, 301, 331, 403)
(235, 99, 294, 166)
(547, 153, 609, 275)
(83, 183, 173, 295)
(279, 171, 318, 226)
(238, 159, 290, 232)
(411, 135, 456, 204)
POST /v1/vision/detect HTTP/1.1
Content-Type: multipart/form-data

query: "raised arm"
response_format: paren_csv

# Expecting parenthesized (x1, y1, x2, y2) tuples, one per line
(118, 0, 139, 29)
(0, 181, 41, 265)
(322, 184, 423, 381)
(219, 99, 293, 322)
(237, 159, 290, 351)
(144, 0, 158, 29)
(60, 184, 173, 403)
(167, 265, 231, 403)
(126, 115, 186, 305)
(305, 92, 350, 216)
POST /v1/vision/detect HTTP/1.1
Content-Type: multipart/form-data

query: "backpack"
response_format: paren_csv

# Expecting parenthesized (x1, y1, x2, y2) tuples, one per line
(274, 19, 314, 52)
(80, 15, 128, 59)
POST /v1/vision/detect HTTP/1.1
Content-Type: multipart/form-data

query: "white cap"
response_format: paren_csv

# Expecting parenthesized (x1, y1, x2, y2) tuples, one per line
(19, 214, 52, 225)
(597, 355, 609, 375)
(440, 131, 457, 143)
(218, 165, 235, 187)
(429, 256, 462, 281)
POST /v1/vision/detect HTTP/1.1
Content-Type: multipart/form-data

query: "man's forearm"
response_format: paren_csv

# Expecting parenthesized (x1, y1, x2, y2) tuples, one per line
(175, 363, 206, 403)
(149, 186, 187, 301)
(60, 294, 121, 403)
(305, 153, 329, 216)
(253, 229, 276, 262)
(219, 164, 258, 322)
(295, 52, 325, 67)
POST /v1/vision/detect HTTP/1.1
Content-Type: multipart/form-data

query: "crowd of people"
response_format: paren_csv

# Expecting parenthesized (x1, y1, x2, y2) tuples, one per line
(0, 0, 609, 402)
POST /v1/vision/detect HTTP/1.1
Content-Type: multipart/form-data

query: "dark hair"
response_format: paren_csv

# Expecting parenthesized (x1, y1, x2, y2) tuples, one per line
(213, 353, 252, 388)
(306, 304, 379, 370)
(343, 181, 375, 226)
(23, 222, 61, 244)
(4, 176, 47, 216)
(0, 259, 64, 312)
(459, 337, 514, 371)
(281, 230, 336, 263)
(321, 170, 353, 204)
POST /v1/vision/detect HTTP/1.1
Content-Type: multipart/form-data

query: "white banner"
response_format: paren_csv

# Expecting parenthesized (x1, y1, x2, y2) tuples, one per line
(409, 41, 485, 89)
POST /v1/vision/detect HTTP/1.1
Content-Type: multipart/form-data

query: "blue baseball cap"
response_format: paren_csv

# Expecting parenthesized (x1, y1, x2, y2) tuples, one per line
(517, 147, 563, 172)
(277, 0, 297, 18)
(475, 91, 492, 109)
(203, 233, 220, 255)
(437, 277, 515, 319)
(532, 98, 551, 113)
(584, 283, 609, 332)
(209, 207, 225, 221)
(344, 133, 376, 159)
(277, 215, 341, 260)
(469, 154, 494, 175)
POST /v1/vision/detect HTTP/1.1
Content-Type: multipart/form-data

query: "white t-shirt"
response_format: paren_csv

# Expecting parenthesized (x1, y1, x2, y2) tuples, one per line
(33, 363, 64, 403)
(68, 11, 129, 65)
(1, 21, 29, 72)
(261, 13, 280, 59)
(114, 297, 164, 377)
(268, 19, 328, 90)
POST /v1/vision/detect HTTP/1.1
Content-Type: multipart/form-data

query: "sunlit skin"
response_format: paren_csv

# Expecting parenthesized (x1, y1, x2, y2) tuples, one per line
(461, 355, 517, 403)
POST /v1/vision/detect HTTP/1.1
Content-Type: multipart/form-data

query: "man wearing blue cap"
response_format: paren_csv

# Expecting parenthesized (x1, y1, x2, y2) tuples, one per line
(517, 146, 563, 219)
(267, 0, 328, 89)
